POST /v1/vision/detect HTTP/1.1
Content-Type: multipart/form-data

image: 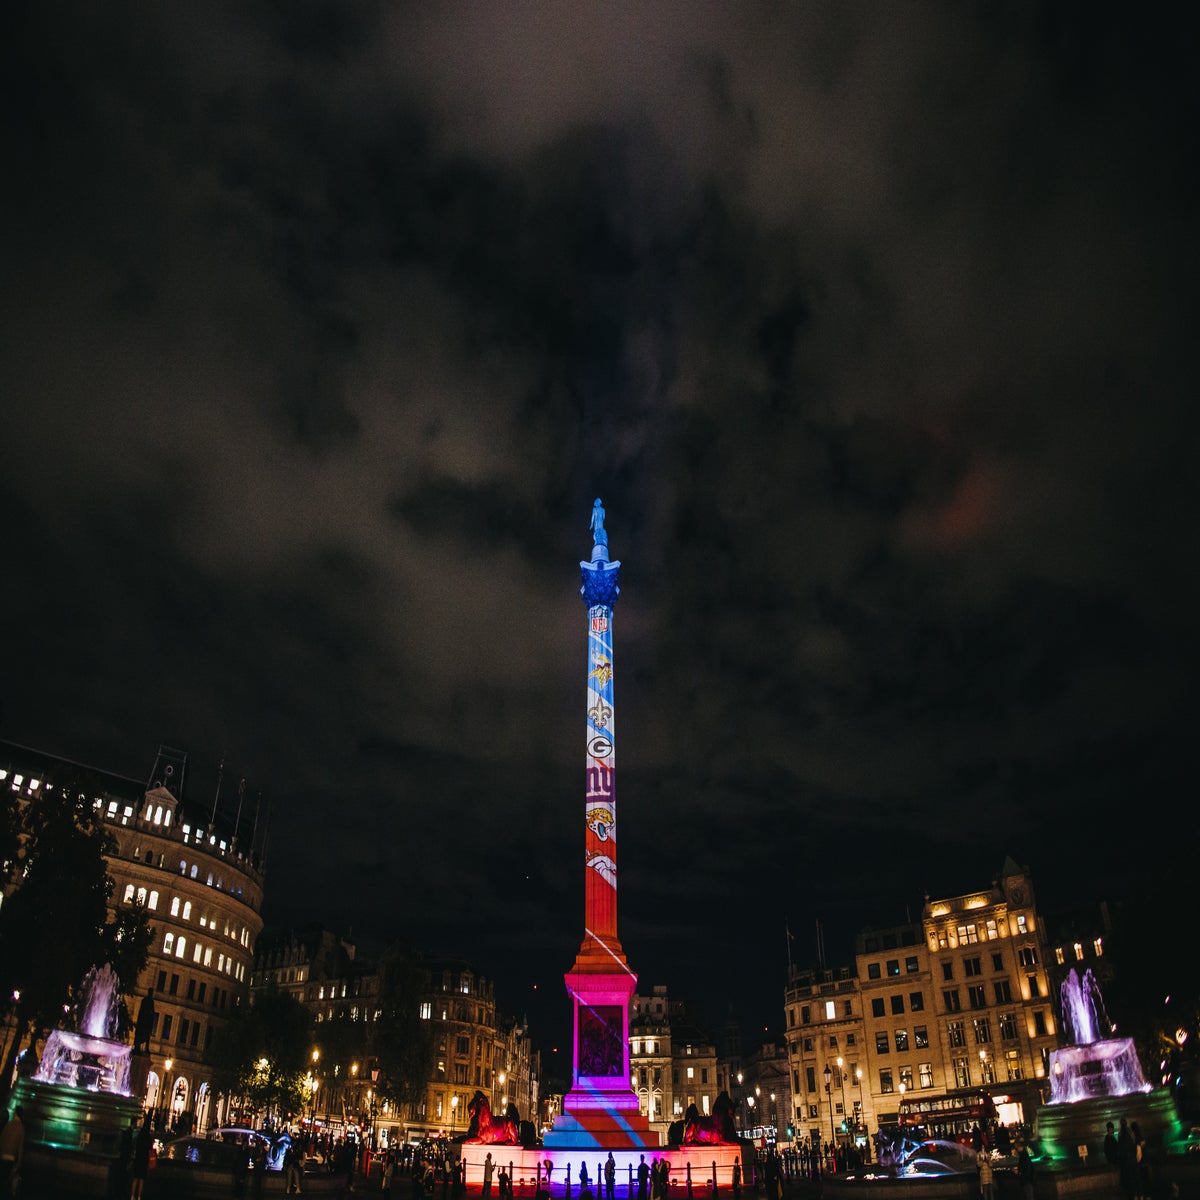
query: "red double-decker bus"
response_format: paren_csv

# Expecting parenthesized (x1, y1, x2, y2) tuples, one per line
(897, 1091, 996, 1145)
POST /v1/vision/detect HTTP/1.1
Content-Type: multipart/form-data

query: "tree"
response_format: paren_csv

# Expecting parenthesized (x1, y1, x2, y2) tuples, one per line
(0, 767, 116, 1100)
(372, 945, 435, 1116)
(207, 986, 313, 1124)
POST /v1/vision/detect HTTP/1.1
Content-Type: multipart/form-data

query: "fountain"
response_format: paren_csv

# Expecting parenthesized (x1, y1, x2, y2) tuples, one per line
(1034, 968, 1182, 1164)
(12, 963, 145, 1192)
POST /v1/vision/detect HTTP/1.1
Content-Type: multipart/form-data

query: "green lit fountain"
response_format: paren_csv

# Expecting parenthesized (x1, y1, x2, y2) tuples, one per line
(13, 963, 144, 1189)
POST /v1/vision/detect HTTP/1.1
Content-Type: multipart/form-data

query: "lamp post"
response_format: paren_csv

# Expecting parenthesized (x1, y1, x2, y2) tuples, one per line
(823, 1064, 834, 1154)
(370, 1059, 381, 1150)
(854, 1068, 864, 1147)
(309, 1049, 320, 1135)
(836, 1058, 848, 1144)
(450, 1093, 459, 1137)
(161, 1058, 173, 1129)
(350, 1062, 359, 1138)
(736, 1072, 744, 1136)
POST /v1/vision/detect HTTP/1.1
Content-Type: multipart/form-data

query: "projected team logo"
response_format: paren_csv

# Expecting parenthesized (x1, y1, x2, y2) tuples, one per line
(587, 736, 612, 759)
(588, 701, 612, 729)
(586, 804, 614, 841)
(586, 851, 616, 888)
(588, 653, 613, 690)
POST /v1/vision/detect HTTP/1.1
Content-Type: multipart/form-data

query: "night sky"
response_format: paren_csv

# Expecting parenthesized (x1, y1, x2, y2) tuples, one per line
(2, 4, 1196, 1073)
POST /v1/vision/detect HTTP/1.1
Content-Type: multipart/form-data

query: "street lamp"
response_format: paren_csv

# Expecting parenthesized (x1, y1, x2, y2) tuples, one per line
(836, 1058, 848, 1143)
(162, 1058, 174, 1128)
(307, 1050, 320, 1134)
(370, 1059, 381, 1149)
(854, 1068, 864, 1144)
(450, 1093, 459, 1136)
(823, 1064, 834, 1152)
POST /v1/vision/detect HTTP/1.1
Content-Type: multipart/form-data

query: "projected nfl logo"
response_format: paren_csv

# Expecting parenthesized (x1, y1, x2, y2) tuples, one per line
(591, 615, 608, 633)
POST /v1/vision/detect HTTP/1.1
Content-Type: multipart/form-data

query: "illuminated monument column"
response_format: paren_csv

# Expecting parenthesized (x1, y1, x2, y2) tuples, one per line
(544, 499, 658, 1148)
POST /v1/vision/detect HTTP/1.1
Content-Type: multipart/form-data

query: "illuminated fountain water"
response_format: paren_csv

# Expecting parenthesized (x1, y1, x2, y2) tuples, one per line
(1035, 968, 1181, 1164)
(1046, 968, 1149, 1104)
(13, 963, 144, 1188)
(32, 964, 134, 1095)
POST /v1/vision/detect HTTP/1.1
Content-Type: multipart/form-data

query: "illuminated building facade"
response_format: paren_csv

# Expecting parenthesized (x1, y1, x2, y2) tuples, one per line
(785, 859, 1057, 1145)
(629, 985, 721, 1142)
(0, 740, 266, 1132)
(253, 938, 539, 1146)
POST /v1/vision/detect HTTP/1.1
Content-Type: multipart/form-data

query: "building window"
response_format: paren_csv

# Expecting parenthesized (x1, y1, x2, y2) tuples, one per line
(943, 989, 961, 1012)
(914, 1025, 929, 1049)
(887, 960, 900, 977)
(1055, 947, 1066, 965)
(1018, 947, 1038, 968)
(825, 1001, 837, 1020)
(801, 1007, 811, 1024)
(420, 1002, 432, 1020)
(909, 992, 925, 1012)
(170, 897, 180, 917)
(806, 1067, 815, 1092)
(953, 1057, 970, 1088)
(875, 1032, 890, 1054)
(847, 1033, 856, 1046)
(942, 962, 954, 981)
(1033, 1010, 1048, 1037)
(1027, 975, 1041, 998)
(803, 1037, 813, 1052)
(1093, 938, 1104, 957)
(163, 933, 174, 955)
(919, 1062, 934, 1088)
(895, 1030, 909, 1052)
(162, 1015, 173, 1041)
(891, 995, 905, 1016)
(968, 985, 986, 1009)
(843, 1000, 853, 1017)
(868, 963, 881, 980)
(879, 1070, 894, 1094)
(965, 957, 982, 977)
(980, 1056, 996, 1085)
(899, 1065, 914, 1090)
(1005, 1049, 1023, 1080)
(872, 998, 885, 1018)
(905, 956, 919, 974)
(994, 980, 1012, 1003)
(999, 1012, 1018, 1040)
(957, 924, 979, 945)
(948, 1021, 966, 1048)
(974, 1018, 992, 1044)
(991, 953, 1004, 971)
(1016, 915, 1028, 933)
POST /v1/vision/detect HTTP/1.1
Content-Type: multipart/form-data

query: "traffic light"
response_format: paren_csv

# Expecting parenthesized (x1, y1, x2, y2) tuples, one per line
(840, 1120, 847, 1132)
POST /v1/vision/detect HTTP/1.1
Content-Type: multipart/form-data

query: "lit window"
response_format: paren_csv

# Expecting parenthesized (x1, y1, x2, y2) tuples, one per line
(687, 1067, 694, 1080)
(163, 809, 171, 827)
(123, 884, 135, 904)
(148, 891, 159, 910)
(170, 898, 180, 917)
(175, 937, 186, 959)
(1093, 938, 1103, 957)
(204, 948, 212, 967)
(183, 902, 192, 921)
(420, 1002, 432, 1020)
(1055, 947, 1065, 965)
(1073, 942, 1083, 961)
(155, 805, 164, 825)
(825, 1000, 836, 1020)
(163, 933, 175, 954)
(136, 888, 147, 905)
(193, 944, 202, 963)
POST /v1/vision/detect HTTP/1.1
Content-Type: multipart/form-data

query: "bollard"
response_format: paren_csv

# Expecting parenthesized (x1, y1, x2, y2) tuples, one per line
(686, 1161, 693, 1199)
(628, 1162, 634, 1200)
(711, 1162, 717, 1196)
(567, 1161, 572, 1200)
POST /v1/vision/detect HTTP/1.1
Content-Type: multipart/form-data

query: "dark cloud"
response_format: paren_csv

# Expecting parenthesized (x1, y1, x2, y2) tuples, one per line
(2, 1, 1196, 1058)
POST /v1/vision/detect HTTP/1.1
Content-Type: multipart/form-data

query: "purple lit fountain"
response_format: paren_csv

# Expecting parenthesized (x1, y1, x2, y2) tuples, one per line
(13, 963, 144, 1190)
(1046, 968, 1149, 1104)
(32, 964, 134, 1095)
(1035, 968, 1181, 1164)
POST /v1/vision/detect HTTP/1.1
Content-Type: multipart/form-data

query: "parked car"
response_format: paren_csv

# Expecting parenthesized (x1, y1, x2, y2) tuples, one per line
(205, 1126, 291, 1171)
